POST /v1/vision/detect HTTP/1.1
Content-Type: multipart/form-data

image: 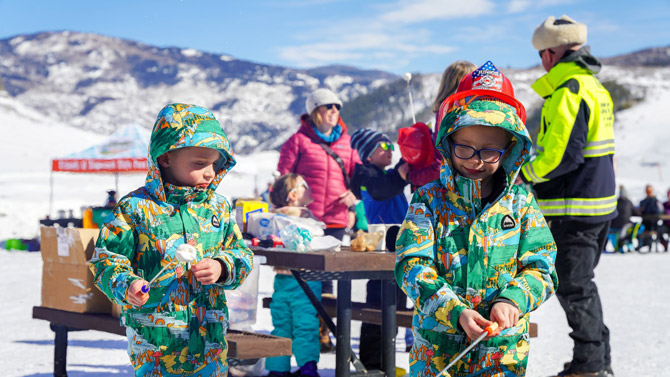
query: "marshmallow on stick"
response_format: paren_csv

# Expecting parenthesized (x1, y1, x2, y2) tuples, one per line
(141, 243, 198, 293)
(175, 244, 197, 263)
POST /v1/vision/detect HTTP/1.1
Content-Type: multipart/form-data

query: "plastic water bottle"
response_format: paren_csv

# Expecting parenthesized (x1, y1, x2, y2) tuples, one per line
(279, 223, 312, 252)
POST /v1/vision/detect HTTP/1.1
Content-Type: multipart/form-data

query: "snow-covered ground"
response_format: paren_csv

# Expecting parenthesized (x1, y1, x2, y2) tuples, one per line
(1, 76, 670, 377)
(2, 249, 668, 377)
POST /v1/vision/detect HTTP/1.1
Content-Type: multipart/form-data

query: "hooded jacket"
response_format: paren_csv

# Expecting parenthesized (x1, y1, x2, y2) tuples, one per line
(520, 47, 617, 222)
(90, 104, 253, 376)
(277, 114, 361, 227)
(395, 99, 558, 377)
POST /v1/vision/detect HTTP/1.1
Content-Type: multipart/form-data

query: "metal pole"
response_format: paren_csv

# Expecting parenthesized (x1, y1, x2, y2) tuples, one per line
(404, 73, 417, 124)
(49, 170, 54, 218)
(381, 279, 397, 377)
(336, 279, 352, 377)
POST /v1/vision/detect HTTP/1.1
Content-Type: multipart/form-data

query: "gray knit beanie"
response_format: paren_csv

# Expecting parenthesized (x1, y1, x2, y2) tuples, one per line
(532, 15, 587, 51)
(305, 88, 343, 114)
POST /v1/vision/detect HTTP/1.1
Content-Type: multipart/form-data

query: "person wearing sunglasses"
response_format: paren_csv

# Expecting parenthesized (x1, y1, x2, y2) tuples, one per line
(396, 61, 558, 377)
(278, 88, 359, 237)
(349, 128, 411, 371)
(518, 15, 617, 377)
(277, 87, 361, 353)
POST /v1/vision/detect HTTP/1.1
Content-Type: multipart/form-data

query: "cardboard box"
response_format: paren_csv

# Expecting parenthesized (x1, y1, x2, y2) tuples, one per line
(40, 226, 112, 313)
(235, 200, 268, 232)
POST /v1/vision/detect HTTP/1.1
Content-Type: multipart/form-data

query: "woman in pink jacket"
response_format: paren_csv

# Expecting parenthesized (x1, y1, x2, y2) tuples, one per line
(277, 88, 360, 353)
(278, 88, 359, 240)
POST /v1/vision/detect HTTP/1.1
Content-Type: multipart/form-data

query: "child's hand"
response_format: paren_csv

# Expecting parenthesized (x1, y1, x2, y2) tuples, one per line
(338, 190, 357, 208)
(128, 280, 149, 307)
(458, 309, 499, 340)
(490, 302, 520, 330)
(191, 258, 224, 285)
(397, 162, 410, 180)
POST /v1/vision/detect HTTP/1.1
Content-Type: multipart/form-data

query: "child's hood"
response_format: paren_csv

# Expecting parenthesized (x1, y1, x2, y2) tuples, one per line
(146, 103, 236, 202)
(435, 98, 531, 194)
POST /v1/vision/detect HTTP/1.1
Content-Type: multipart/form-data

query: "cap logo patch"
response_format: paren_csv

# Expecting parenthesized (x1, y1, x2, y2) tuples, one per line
(501, 215, 515, 230)
(472, 61, 503, 92)
(212, 215, 220, 228)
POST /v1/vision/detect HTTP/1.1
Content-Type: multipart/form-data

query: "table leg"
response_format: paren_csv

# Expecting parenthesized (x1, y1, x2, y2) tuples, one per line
(336, 279, 352, 377)
(381, 279, 397, 377)
(51, 323, 68, 377)
(290, 271, 367, 375)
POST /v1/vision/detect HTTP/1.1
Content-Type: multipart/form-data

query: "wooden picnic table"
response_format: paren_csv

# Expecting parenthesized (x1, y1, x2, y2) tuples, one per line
(253, 246, 395, 377)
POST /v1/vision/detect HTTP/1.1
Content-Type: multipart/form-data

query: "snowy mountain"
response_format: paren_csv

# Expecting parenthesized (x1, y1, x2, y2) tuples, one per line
(2, 31, 669, 154)
(602, 45, 670, 67)
(0, 31, 395, 153)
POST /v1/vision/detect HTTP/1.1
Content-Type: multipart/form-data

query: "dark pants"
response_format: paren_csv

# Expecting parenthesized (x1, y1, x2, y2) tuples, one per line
(359, 280, 408, 371)
(550, 219, 612, 373)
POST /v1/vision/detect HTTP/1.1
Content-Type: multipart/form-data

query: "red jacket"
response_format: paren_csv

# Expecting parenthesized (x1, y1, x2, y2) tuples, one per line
(277, 114, 361, 227)
(408, 112, 442, 188)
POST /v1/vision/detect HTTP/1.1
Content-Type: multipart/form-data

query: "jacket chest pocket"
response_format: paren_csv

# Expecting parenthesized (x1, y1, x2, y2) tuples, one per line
(486, 229, 521, 277)
(436, 226, 468, 274)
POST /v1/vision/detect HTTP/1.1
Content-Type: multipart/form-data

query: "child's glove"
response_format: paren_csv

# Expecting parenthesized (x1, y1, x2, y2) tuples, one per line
(128, 279, 150, 307)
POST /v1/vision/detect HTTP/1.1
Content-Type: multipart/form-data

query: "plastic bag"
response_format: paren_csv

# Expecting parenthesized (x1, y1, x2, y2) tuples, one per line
(350, 229, 384, 252)
(279, 223, 312, 252)
(247, 212, 325, 239)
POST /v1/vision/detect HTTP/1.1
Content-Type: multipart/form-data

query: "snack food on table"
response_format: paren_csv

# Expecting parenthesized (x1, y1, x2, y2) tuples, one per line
(349, 229, 384, 252)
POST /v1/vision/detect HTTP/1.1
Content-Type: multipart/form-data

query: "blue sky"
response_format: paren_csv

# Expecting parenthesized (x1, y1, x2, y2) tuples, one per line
(1, 0, 668, 75)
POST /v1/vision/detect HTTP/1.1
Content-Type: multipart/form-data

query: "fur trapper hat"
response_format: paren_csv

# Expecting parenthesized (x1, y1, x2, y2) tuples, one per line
(532, 15, 587, 51)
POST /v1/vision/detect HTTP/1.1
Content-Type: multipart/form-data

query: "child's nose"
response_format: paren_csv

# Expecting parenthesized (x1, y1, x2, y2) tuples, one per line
(204, 166, 215, 180)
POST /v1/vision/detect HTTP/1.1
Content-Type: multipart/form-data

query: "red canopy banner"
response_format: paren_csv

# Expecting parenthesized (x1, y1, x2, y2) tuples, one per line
(51, 157, 147, 173)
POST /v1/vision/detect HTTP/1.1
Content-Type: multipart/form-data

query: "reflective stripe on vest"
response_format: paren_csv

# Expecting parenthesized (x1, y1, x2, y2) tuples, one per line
(537, 195, 617, 216)
(522, 163, 548, 183)
(583, 139, 615, 157)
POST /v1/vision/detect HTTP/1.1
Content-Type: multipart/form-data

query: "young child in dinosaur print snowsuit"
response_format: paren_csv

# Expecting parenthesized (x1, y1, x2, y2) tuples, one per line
(90, 103, 253, 377)
(395, 61, 559, 377)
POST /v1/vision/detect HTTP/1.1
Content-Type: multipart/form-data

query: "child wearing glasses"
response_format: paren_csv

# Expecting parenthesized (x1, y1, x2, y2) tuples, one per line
(265, 173, 322, 377)
(395, 61, 558, 377)
(349, 128, 412, 370)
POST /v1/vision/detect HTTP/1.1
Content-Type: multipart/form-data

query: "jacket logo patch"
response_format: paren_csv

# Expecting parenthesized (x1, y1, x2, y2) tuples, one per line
(501, 215, 515, 230)
(211, 215, 220, 228)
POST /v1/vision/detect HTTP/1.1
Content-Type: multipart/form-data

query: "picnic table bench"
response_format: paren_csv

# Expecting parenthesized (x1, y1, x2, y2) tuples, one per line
(261, 296, 538, 337)
(32, 306, 291, 377)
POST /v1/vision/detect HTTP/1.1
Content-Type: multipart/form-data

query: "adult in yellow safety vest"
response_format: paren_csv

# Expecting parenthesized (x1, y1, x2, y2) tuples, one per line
(516, 15, 616, 377)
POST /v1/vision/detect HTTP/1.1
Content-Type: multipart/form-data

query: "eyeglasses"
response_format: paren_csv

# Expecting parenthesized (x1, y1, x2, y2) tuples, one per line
(323, 103, 341, 111)
(286, 180, 309, 203)
(451, 142, 508, 163)
(377, 141, 394, 151)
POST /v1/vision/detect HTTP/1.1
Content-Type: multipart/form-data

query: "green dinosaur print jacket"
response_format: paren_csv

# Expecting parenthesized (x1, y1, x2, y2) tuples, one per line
(90, 104, 253, 376)
(396, 99, 558, 377)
